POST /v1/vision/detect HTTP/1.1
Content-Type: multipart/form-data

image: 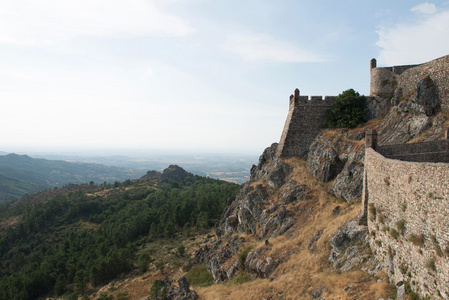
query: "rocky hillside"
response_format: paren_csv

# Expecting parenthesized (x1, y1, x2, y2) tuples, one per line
(190, 146, 391, 299)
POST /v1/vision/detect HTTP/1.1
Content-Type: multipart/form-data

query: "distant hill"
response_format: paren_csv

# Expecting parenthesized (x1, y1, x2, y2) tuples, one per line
(0, 153, 144, 201)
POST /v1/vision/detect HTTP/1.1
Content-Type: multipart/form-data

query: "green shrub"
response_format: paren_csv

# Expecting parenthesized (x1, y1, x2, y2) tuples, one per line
(409, 234, 425, 247)
(431, 235, 443, 257)
(401, 202, 407, 212)
(425, 258, 436, 271)
(389, 228, 399, 239)
(177, 244, 186, 257)
(150, 280, 161, 299)
(116, 291, 130, 300)
(238, 246, 253, 270)
(395, 219, 405, 235)
(368, 203, 376, 222)
(137, 252, 152, 272)
(185, 264, 214, 287)
(227, 273, 251, 285)
(324, 89, 367, 128)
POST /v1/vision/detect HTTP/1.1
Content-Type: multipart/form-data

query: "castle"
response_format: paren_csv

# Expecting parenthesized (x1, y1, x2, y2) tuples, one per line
(277, 54, 449, 298)
(277, 54, 449, 159)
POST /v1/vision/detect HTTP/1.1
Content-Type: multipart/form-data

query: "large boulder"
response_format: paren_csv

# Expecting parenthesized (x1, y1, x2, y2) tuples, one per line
(250, 143, 291, 189)
(306, 133, 365, 202)
(328, 220, 368, 271)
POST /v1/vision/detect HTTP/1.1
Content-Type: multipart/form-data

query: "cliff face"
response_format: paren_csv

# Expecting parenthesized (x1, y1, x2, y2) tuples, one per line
(194, 143, 301, 281)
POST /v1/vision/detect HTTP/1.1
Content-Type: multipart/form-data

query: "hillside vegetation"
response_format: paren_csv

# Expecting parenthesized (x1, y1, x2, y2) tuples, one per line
(0, 153, 144, 201)
(0, 168, 239, 299)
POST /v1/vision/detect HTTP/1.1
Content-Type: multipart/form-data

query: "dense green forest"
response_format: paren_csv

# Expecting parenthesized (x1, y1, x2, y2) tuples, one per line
(0, 171, 239, 299)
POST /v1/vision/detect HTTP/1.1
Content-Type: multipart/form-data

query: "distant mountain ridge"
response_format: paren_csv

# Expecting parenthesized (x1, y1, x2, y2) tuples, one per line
(0, 153, 144, 201)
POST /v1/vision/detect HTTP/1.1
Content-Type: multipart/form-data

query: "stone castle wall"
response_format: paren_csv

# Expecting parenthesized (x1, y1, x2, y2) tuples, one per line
(396, 55, 449, 110)
(363, 148, 449, 299)
(277, 89, 335, 158)
(370, 54, 449, 111)
(377, 140, 449, 163)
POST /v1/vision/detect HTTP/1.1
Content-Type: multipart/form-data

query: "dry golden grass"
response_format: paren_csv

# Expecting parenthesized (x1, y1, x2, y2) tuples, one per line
(195, 158, 393, 300)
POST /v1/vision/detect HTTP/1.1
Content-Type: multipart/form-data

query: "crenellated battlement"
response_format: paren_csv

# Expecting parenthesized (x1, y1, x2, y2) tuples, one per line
(278, 88, 335, 158)
(288, 90, 335, 110)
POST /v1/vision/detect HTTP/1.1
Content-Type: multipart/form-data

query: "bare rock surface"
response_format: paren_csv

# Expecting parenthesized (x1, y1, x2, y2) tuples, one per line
(327, 220, 381, 274)
(306, 133, 364, 202)
(192, 144, 304, 282)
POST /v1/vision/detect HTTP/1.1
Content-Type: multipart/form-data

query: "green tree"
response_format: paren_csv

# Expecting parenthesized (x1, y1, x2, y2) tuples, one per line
(196, 211, 208, 230)
(150, 279, 161, 299)
(177, 244, 186, 257)
(324, 89, 366, 128)
(164, 220, 175, 238)
(137, 252, 152, 272)
(73, 269, 87, 295)
(54, 274, 67, 296)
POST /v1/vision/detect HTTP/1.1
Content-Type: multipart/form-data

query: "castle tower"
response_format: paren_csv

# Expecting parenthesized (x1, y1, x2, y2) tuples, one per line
(277, 89, 334, 158)
(365, 129, 377, 149)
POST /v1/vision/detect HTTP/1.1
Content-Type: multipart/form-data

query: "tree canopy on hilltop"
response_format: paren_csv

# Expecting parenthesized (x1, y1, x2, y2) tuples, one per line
(324, 89, 366, 128)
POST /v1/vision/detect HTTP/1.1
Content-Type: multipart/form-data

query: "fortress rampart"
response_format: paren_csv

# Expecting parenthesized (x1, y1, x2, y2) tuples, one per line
(370, 54, 449, 112)
(277, 89, 377, 158)
(360, 130, 449, 298)
(277, 89, 336, 158)
(377, 140, 449, 163)
(278, 55, 449, 160)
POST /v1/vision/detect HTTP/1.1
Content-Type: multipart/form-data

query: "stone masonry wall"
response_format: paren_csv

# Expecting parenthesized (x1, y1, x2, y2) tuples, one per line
(277, 90, 334, 158)
(377, 140, 449, 163)
(364, 148, 449, 299)
(397, 55, 449, 110)
(370, 54, 449, 111)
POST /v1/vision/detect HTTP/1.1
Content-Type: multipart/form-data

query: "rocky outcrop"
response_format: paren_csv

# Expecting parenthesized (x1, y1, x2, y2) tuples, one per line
(244, 247, 282, 278)
(141, 170, 161, 179)
(328, 220, 381, 273)
(306, 133, 365, 202)
(193, 144, 307, 282)
(250, 143, 291, 189)
(392, 76, 439, 117)
(193, 233, 246, 282)
(161, 165, 190, 183)
(328, 150, 365, 202)
(166, 276, 198, 300)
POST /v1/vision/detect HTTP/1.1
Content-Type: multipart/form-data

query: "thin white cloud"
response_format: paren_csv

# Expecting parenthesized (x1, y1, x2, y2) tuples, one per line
(220, 33, 326, 63)
(411, 2, 437, 14)
(376, 6, 449, 65)
(145, 67, 155, 77)
(0, 0, 196, 45)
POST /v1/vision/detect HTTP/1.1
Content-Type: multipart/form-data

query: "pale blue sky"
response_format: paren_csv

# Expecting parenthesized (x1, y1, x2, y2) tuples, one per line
(1, 1, 448, 155)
